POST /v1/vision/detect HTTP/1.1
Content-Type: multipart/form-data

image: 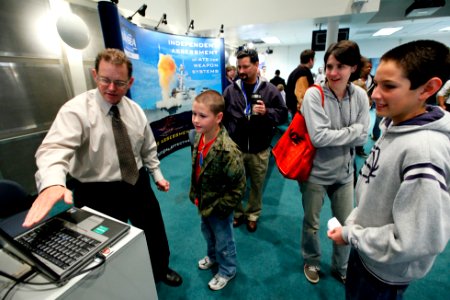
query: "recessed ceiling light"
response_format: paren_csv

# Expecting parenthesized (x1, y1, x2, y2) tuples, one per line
(439, 26, 450, 32)
(372, 27, 403, 36)
(261, 36, 280, 44)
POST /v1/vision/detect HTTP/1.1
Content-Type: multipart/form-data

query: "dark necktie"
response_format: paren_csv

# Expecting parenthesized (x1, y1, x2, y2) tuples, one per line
(110, 105, 139, 185)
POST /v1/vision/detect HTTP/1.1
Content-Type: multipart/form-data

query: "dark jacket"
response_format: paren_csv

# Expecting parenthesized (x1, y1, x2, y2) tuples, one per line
(286, 65, 314, 113)
(270, 76, 286, 88)
(222, 78, 288, 153)
(189, 125, 246, 219)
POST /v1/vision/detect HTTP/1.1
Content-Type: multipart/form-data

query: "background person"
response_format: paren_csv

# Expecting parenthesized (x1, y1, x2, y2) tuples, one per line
(23, 48, 182, 287)
(353, 57, 375, 157)
(328, 39, 450, 300)
(286, 49, 315, 115)
(277, 84, 286, 104)
(314, 66, 326, 85)
(270, 69, 286, 89)
(437, 79, 450, 111)
(224, 65, 237, 89)
(222, 49, 287, 233)
(300, 40, 370, 285)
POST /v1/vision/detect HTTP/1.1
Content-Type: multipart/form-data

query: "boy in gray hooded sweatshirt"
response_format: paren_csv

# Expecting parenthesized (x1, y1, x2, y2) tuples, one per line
(328, 40, 450, 300)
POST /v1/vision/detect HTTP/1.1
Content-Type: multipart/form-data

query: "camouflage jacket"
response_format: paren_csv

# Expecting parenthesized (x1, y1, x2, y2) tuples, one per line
(189, 125, 246, 218)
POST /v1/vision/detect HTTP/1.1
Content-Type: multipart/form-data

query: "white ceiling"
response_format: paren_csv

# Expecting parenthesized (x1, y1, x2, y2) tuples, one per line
(196, 0, 450, 48)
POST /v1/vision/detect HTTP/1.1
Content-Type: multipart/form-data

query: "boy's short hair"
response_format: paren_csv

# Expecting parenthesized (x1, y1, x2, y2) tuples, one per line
(195, 90, 225, 115)
(95, 48, 133, 78)
(380, 40, 450, 90)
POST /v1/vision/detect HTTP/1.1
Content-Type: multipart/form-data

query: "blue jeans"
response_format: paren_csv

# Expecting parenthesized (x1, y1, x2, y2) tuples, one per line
(201, 213, 237, 279)
(300, 181, 354, 276)
(346, 249, 408, 300)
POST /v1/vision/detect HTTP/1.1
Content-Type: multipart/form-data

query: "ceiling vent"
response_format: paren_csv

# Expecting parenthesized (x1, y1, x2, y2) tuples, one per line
(405, 0, 446, 17)
(248, 39, 265, 44)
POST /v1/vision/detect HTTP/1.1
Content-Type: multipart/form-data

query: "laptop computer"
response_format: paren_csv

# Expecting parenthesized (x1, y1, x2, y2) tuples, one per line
(0, 206, 130, 284)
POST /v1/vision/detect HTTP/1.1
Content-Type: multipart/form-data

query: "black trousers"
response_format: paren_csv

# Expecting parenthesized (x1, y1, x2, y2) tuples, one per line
(71, 168, 170, 282)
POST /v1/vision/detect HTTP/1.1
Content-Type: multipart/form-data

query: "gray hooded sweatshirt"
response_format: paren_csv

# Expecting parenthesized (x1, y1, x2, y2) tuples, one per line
(343, 105, 450, 284)
(301, 82, 370, 185)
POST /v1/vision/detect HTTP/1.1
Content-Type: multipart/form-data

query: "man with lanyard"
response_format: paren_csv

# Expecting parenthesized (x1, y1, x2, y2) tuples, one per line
(223, 49, 287, 232)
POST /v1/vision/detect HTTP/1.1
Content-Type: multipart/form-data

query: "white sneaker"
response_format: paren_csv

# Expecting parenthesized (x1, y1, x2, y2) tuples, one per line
(198, 256, 215, 270)
(208, 274, 235, 291)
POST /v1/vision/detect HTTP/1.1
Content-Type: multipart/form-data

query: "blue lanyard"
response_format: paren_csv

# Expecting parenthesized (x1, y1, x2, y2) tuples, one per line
(241, 78, 259, 116)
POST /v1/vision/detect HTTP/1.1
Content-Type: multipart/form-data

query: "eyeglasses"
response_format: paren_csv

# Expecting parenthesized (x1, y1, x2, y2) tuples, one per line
(97, 76, 129, 88)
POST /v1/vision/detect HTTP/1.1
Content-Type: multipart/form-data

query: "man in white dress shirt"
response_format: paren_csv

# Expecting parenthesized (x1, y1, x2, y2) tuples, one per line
(23, 48, 182, 287)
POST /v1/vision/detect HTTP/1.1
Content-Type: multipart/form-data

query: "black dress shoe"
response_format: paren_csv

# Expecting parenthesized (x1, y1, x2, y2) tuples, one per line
(162, 268, 183, 287)
(247, 220, 257, 232)
(233, 216, 245, 227)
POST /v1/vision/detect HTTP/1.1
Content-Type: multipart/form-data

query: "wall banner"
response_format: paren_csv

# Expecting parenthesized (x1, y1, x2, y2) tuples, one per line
(119, 16, 225, 159)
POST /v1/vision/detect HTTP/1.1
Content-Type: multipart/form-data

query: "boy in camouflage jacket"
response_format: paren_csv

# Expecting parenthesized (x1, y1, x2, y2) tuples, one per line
(189, 90, 246, 290)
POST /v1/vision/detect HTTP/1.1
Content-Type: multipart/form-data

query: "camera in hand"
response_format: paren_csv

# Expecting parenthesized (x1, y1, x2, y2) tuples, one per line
(251, 93, 262, 115)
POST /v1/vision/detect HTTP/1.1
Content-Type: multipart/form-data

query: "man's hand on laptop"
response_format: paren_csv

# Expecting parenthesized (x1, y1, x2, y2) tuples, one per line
(23, 185, 73, 228)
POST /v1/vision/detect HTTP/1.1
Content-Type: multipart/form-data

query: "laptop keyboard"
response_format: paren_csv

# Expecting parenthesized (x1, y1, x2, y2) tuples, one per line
(17, 219, 101, 269)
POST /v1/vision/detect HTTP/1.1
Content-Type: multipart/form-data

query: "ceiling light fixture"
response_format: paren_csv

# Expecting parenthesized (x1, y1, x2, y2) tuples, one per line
(405, 0, 446, 18)
(372, 27, 403, 36)
(127, 4, 147, 21)
(154, 13, 167, 30)
(186, 19, 194, 35)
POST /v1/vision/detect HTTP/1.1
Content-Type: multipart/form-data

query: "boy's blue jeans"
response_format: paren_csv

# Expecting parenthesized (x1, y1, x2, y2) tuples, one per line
(346, 249, 408, 300)
(201, 213, 237, 279)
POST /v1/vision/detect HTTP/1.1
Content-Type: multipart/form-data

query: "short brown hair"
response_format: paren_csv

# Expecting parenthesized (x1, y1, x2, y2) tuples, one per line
(300, 49, 315, 64)
(95, 48, 133, 78)
(194, 90, 225, 115)
(381, 40, 450, 90)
